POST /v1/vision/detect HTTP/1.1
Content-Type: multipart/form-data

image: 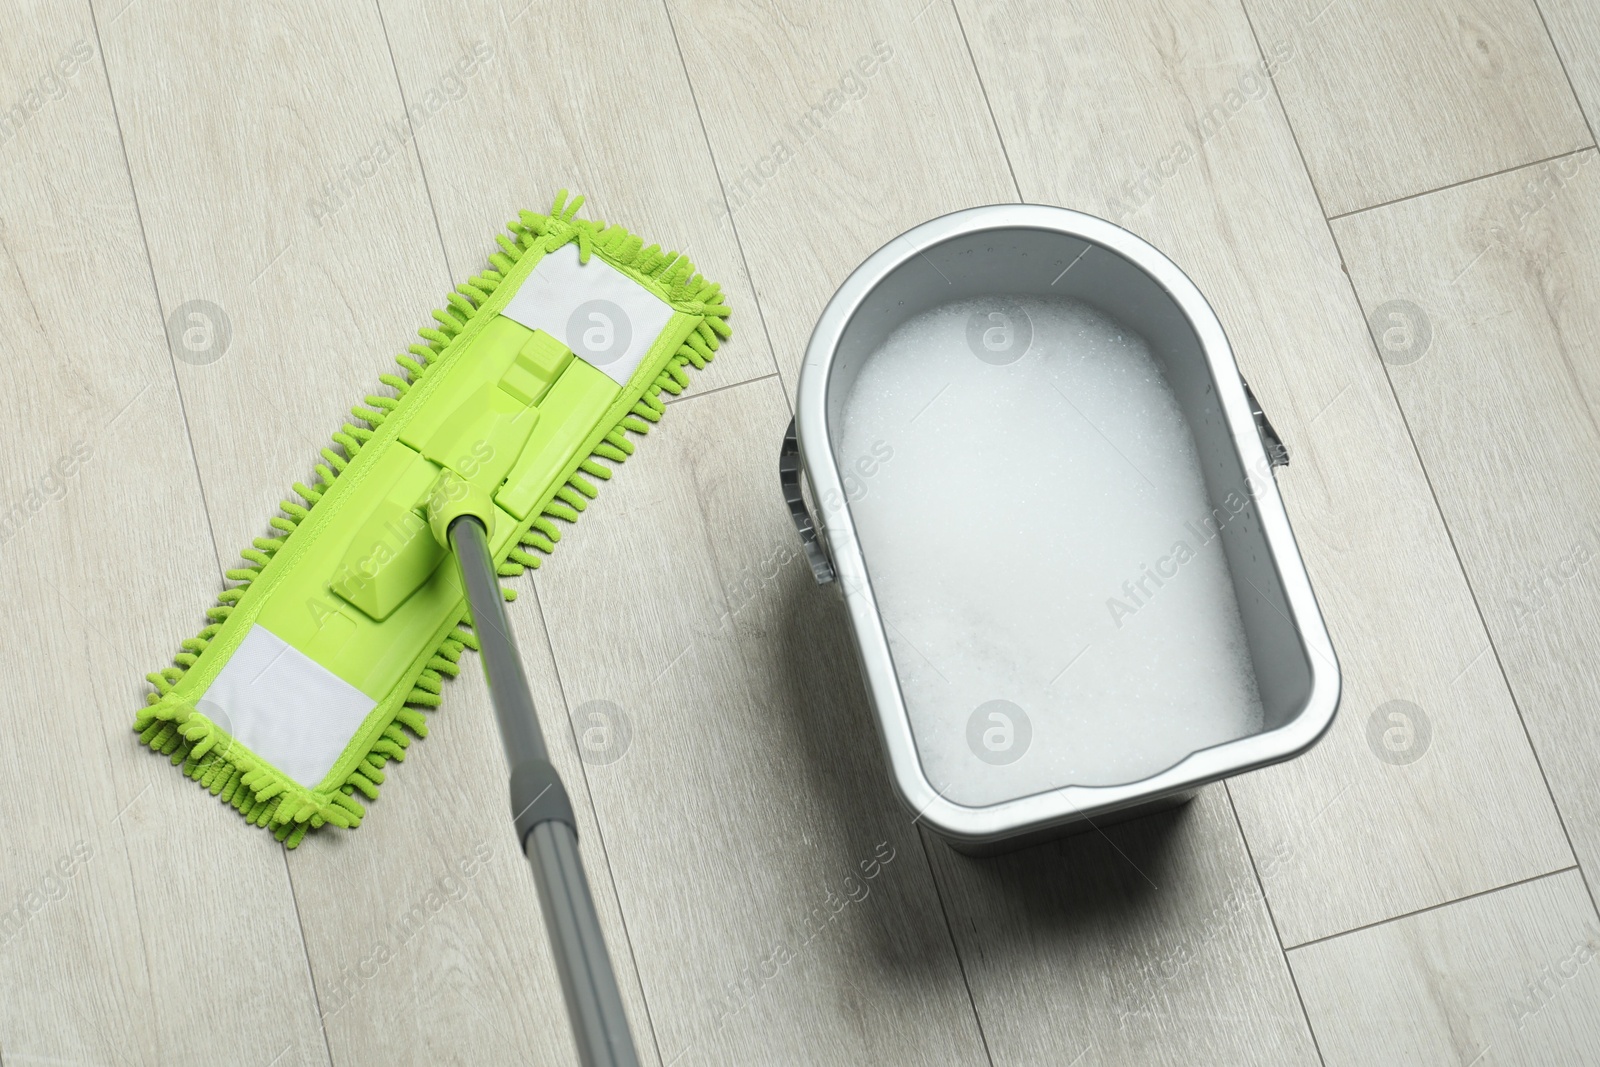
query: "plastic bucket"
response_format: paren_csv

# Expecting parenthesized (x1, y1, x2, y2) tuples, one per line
(781, 205, 1340, 852)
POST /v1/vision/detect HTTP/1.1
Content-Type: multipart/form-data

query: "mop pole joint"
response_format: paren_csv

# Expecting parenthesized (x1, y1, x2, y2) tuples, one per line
(510, 757, 577, 846)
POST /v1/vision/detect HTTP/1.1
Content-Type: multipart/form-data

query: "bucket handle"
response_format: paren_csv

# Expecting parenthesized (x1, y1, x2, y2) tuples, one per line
(780, 381, 1281, 588)
(1243, 379, 1289, 469)
(779, 417, 836, 585)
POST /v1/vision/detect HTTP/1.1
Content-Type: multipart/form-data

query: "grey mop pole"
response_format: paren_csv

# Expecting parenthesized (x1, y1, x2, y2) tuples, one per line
(447, 514, 639, 1067)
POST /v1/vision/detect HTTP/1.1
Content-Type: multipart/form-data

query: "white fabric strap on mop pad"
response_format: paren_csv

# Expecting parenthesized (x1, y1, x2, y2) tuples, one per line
(199, 624, 377, 790)
(500, 241, 676, 386)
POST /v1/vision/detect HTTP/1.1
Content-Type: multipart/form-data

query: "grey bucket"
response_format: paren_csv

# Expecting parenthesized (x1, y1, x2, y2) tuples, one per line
(781, 204, 1340, 853)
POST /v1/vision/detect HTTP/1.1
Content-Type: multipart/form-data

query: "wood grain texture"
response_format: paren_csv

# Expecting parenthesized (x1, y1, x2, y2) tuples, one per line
(1331, 147, 1600, 910)
(1540, 1, 1600, 136)
(664, 0, 1016, 392)
(93, 0, 453, 560)
(0, 3, 329, 1064)
(926, 791, 1320, 1066)
(1290, 870, 1600, 1066)
(957, 0, 1574, 948)
(1244, 0, 1592, 215)
(375, 0, 777, 398)
(530, 376, 990, 1065)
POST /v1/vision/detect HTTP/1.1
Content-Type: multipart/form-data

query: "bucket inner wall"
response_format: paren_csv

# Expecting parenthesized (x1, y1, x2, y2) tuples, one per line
(824, 227, 1313, 808)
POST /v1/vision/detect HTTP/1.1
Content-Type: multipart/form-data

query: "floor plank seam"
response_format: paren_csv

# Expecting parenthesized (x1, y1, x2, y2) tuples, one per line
(1532, 0, 1600, 147)
(282, 848, 340, 1067)
(1324, 144, 1597, 223)
(82, 0, 227, 582)
(527, 587, 668, 1067)
(915, 827, 998, 1067)
(656, 0, 787, 406)
(371, 0, 459, 284)
(661, 371, 779, 406)
(1286, 865, 1583, 954)
(949, 0, 1024, 203)
(1223, 782, 1328, 1066)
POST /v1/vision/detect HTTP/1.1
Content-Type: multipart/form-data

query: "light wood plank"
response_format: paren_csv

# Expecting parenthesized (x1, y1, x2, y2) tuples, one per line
(376, 0, 777, 397)
(1541, 1, 1600, 137)
(957, 0, 1574, 948)
(91, 4, 658, 1064)
(94, 0, 453, 560)
(0, 3, 330, 1063)
(1290, 870, 1600, 1066)
(1244, 0, 1591, 216)
(926, 791, 1320, 1065)
(664, 0, 1016, 392)
(1331, 147, 1600, 908)
(531, 377, 991, 1064)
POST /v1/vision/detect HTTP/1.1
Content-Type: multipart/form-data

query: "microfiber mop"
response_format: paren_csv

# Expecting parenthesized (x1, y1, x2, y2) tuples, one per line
(134, 192, 729, 1064)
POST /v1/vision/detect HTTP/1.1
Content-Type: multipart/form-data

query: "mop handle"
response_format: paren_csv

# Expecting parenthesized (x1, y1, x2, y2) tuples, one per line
(448, 516, 640, 1067)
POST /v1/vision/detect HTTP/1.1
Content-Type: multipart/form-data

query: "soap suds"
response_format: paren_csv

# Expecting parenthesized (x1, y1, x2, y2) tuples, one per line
(838, 296, 1264, 806)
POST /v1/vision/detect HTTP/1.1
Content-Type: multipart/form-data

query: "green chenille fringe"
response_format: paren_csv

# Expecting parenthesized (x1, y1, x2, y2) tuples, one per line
(134, 191, 731, 847)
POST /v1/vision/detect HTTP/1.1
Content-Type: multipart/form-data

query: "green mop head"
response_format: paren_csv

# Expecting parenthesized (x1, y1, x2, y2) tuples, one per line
(134, 192, 730, 846)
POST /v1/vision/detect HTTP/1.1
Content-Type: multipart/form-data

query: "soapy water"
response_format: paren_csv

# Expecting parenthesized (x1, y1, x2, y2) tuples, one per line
(837, 296, 1264, 806)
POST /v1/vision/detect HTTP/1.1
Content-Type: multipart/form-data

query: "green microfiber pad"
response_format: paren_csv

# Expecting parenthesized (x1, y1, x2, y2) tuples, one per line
(134, 192, 730, 846)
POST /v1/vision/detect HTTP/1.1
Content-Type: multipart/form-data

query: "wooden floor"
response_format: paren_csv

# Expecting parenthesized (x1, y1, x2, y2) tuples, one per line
(3, 0, 1599, 1063)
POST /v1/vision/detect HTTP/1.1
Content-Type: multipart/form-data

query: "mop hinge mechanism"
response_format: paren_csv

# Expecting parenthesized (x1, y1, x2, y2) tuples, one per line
(427, 470, 496, 548)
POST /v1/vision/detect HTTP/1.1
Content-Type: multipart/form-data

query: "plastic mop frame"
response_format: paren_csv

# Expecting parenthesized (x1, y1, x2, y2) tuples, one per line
(134, 192, 730, 1064)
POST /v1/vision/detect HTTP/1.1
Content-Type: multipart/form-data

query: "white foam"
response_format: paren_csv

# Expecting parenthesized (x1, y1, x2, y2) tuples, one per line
(836, 296, 1264, 806)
